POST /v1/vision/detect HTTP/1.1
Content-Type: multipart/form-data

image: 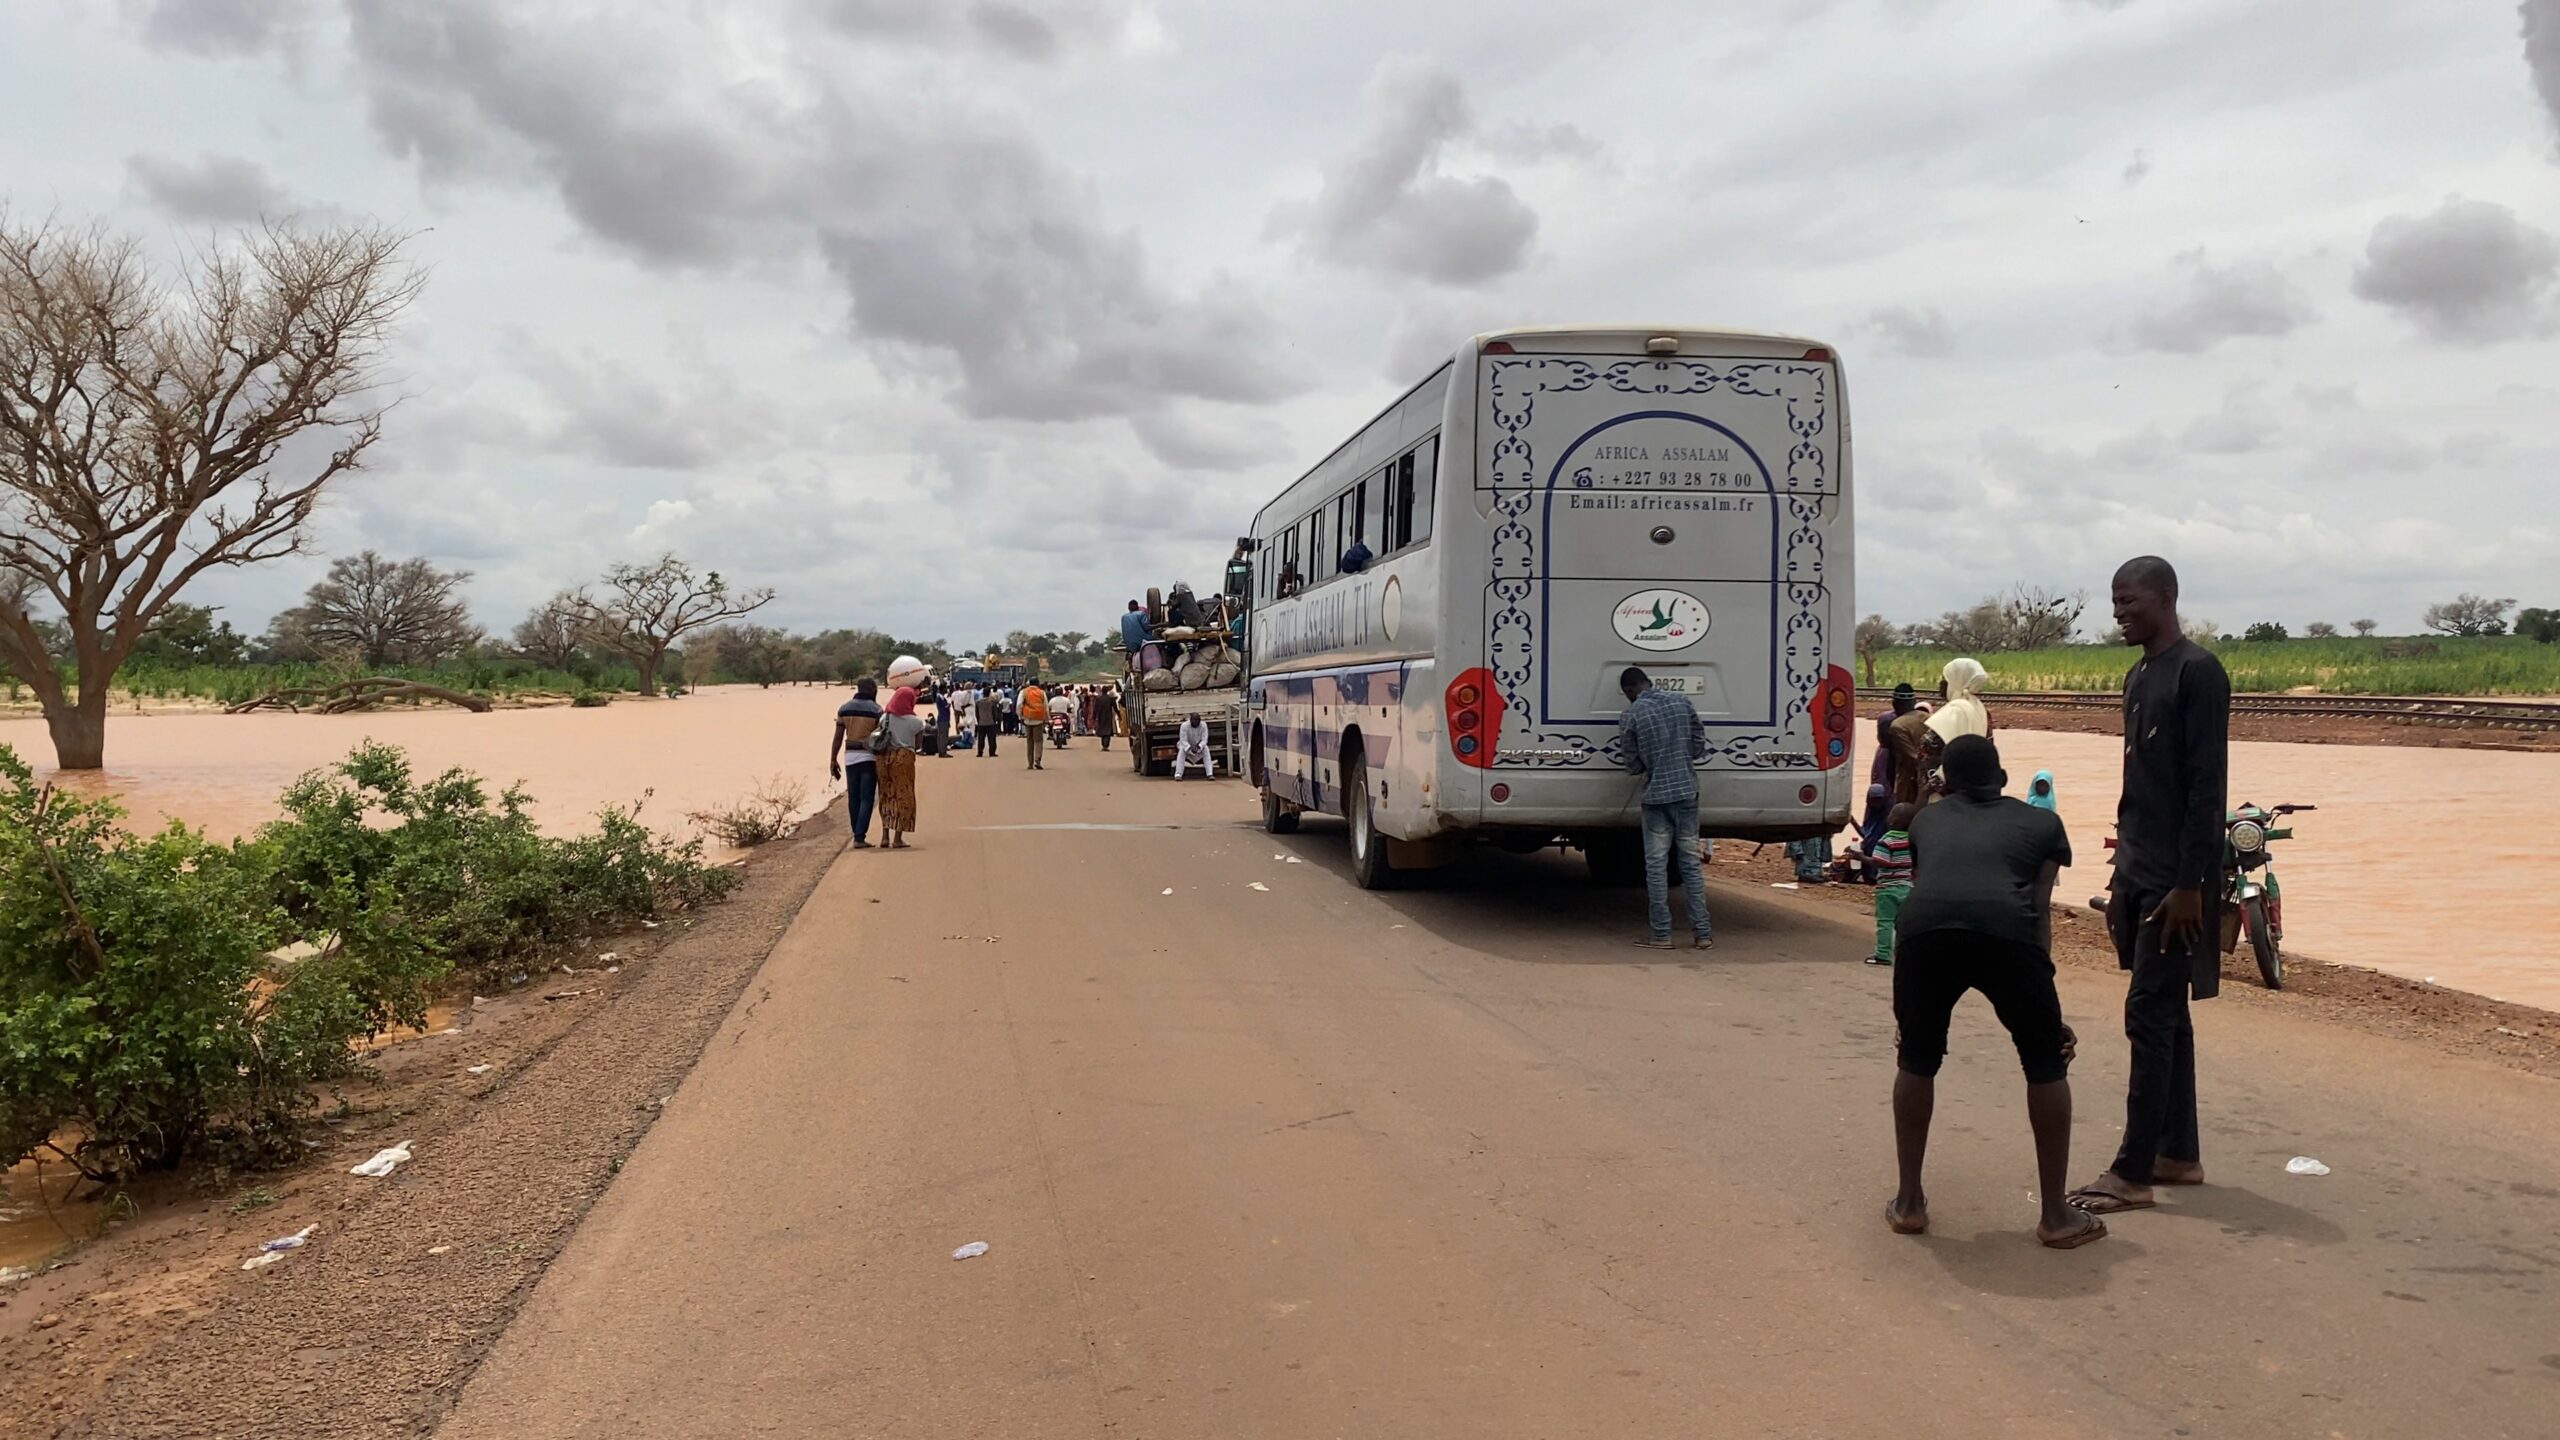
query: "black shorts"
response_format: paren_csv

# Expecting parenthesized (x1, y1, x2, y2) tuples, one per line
(1892, 929, 2071, 1084)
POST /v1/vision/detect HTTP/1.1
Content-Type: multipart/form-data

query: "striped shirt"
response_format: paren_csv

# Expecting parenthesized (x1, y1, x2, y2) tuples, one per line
(1871, 830, 1914, 890)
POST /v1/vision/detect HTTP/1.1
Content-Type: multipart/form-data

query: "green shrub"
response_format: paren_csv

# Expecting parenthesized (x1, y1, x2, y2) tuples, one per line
(0, 741, 738, 1186)
(570, 690, 610, 708)
(0, 751, 290, 1179)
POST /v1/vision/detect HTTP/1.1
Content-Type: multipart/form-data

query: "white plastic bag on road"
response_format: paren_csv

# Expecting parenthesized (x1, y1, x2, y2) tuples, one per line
(952, 1241, 990, 1260)
(2285, 1156, 2331, 1176)
(350, 1141, 413, 1178)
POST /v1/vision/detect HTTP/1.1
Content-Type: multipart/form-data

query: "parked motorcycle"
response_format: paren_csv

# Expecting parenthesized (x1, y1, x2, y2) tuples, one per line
(2226, 802, 2313, 990)
(2084, 802, 2315, 991)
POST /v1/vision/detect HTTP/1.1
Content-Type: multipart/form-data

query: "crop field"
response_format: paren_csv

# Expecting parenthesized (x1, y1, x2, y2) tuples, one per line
(1866, 636, 2560, 696)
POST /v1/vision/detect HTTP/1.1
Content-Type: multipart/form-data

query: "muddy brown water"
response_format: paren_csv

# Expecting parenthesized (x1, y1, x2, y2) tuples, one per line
(0, 685, 844, 849)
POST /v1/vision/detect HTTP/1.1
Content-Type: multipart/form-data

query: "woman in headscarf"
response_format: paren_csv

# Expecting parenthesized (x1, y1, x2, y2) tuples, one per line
(1924, 657, 1991, 745)
(2026, 769, 2059, 812)
(877, 686, 926, 849)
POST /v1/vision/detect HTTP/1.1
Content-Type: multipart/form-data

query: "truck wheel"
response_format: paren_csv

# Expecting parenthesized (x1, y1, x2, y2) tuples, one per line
(1345, 755, 1395, 889)
(2246, 896, 2282, 990)
(1585, 832, 1645, 887)
(1261, 781, 1299, 834)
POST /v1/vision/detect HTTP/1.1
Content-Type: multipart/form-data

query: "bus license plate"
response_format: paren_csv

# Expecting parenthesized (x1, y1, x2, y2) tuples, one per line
(1653, 674, 1706, 694)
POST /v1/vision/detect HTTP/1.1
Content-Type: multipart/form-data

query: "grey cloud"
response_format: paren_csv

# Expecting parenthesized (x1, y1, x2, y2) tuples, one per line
(1484, 121, 1605, 165)
(123, 152, 295, 222)
(812, 0, 1140, 60)
(125, 0, 309, 57)
(1856, 305, 1955, 358)
(341, 1, 1298, 424)
(2120, 249, 2318, 353)
(2122, 148, 2152, 186)
(515, 345, 761, 472)
(2528, 0, 2560, 146)
(2314, 435, 2432, 474)
(2179, 386, 2277, 455)
(2295, 383, 2360, 412)
(1128, 409, 1286, 472)
(1275, 62, 1538, 286)
(2349, 197, 2560, 344)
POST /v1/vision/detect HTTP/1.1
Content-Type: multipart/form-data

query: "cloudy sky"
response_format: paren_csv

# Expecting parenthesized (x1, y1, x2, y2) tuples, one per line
(7, 0, 2558, 646)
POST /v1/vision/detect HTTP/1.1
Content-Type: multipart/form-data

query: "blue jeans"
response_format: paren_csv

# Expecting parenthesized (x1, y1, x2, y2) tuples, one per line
(845, 762, 879, 843)
(1788, 835, 1833, 880)
(1641, 799, 1711, 941)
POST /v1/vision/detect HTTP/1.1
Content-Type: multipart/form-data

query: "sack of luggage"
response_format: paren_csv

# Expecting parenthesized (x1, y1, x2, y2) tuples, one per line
(1142, 667, 1178, 692)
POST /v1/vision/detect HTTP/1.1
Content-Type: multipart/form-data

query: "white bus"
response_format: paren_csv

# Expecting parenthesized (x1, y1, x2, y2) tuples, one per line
(1243, 326, 1858, 888)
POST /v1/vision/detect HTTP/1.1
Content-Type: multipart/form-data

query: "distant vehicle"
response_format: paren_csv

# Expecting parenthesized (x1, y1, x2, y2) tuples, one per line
(1241, 325, 1858, 888)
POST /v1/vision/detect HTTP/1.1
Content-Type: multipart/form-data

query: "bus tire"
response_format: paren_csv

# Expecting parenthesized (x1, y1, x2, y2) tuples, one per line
(1261, 782, 1299, 834)
(1344, 753, 1396, 889)
(1585, 832, 1645, 887)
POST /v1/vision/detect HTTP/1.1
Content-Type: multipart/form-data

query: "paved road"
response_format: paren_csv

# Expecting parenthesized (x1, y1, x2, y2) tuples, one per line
(440, 737, 2560, 1439)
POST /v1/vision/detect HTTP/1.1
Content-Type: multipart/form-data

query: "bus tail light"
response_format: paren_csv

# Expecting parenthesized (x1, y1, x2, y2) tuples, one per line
(1482, 340, 1515, 355)
(1816, 665, 1854, 770)
(1802, 346, 1835, 362)
(1444, 667, 1503, 771)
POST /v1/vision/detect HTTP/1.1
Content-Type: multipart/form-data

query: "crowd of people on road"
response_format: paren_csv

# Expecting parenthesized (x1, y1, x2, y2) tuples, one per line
(828, 665, 1138, 850)
(1616, 554, 2230, 1250)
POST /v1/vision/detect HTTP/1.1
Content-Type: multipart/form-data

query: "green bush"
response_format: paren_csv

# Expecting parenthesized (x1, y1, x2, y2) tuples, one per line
(0, 741, 737, 1186)
(0, 750, 291, 1179)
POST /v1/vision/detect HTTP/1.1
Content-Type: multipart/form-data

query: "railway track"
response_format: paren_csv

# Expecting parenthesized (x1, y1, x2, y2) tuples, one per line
(1854, 687, 2560, 733)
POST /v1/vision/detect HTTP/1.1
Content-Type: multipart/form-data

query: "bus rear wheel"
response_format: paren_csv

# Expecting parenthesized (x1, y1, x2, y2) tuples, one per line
(1345, 754, 1395, 889)
(1585, 832, 1645, 887)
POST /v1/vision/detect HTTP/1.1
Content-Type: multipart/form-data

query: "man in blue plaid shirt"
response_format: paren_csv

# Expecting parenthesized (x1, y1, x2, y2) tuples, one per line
(1616, 666, 1713, 950)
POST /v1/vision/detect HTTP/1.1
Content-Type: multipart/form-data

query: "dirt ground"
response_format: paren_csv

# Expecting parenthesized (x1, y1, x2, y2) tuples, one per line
(1989, 699, 2560, 753)
(0, 820, 842, 1440)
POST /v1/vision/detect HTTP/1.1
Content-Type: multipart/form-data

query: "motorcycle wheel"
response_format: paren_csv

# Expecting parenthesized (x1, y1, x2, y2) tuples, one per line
(2246, 897, 2282, 990)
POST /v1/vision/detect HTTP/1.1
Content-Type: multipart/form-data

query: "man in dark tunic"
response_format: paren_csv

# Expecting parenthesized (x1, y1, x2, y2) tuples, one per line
(2070, 556, 2230, 1216)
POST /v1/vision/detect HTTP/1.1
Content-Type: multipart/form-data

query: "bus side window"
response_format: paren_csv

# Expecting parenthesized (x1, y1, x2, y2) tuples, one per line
(1409, 436, 1436, 546)
(1392, 453, 1417, 550)
(1351, 480, 1368, 543)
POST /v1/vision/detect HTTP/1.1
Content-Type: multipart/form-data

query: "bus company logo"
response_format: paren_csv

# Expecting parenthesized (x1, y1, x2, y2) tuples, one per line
(1612, 590, 1710, 650)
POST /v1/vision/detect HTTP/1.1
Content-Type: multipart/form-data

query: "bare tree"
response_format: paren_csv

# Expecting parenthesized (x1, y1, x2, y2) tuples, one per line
(0, 217, 418, 767)
(272, 550, 478, 668)
(574, 554, 774, 695)
(2304, 621, 2338, 639)
(2350, 618, 2377, 637)
(2420, 594, 2514, 637)
(1908, 585, 2085, 654)
(1853, 613, 1896, 684)
(512, 589, 588, 671)
(2183, 617, 2221, 643)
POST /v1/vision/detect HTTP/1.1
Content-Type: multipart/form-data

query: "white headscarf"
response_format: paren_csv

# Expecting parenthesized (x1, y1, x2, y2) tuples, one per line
(1925, 657, 1990, 743)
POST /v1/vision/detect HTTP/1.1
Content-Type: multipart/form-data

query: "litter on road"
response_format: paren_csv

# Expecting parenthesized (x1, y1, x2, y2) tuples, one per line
(466, 1064, 493, 1076)
(1248, 882, 1270, 892)
(349, 1141, 413, 1178)
(258, 1214, 318, 1250)
(951, 1241, 990, 1260)
(2286, 1156, 2332, 1176)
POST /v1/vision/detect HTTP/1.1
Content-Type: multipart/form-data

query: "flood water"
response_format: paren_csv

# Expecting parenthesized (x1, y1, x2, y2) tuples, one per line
(0, 692, 2551, 1009)
(0, 685, 845, 848)
(1976, 730, 2551, 1011)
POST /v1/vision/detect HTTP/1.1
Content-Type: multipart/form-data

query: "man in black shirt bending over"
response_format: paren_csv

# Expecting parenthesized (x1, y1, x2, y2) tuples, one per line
(1886, 735, 2104, 1249)
(2070, 556, 2231, 1216)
